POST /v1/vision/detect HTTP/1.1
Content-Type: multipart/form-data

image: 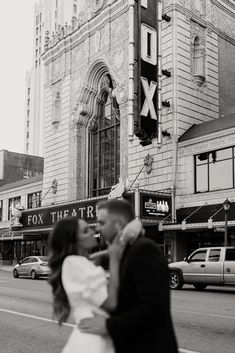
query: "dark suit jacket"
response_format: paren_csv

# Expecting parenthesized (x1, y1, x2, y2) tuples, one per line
(106, 236, 178, 353)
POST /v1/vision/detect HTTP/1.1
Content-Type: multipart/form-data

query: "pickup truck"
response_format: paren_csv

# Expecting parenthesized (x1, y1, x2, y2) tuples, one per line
(169, 247, 235, 290)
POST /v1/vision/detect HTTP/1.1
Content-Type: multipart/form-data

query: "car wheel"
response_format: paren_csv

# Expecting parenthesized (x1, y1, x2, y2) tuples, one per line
(169, 270, 183, 290)
(193, 284, 207, 290)
(13, 269, 19, 278)
(31, 270, 37, 280)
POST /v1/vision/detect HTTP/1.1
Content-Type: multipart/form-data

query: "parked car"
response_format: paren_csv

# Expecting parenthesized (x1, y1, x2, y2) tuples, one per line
(13, 256, 51, 279)
(169, 247, 235, 290)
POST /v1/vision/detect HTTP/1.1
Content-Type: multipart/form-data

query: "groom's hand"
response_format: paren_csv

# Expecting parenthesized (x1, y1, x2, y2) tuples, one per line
(78, 312, 108, 336)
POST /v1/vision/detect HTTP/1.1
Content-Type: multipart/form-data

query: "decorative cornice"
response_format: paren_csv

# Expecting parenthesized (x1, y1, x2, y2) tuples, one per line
(42, 0, 128, 65)
(163, 2, 235, 46)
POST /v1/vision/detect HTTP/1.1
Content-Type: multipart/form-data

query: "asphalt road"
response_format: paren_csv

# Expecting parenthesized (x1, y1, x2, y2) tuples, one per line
(0, 270, 234, 353)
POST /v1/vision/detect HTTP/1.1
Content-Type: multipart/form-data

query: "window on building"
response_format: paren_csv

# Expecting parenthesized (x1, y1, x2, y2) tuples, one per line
(195, 147, 234, 193)
(23, 169, 42, 179)
(28, 88, 30, 96)
(89, 91, 120, 197)
(26, 143, 29, 151)
(36, 38, 38, 46)
(27, 98, 30, 106)
(35, 60, 38, 68)
(27, 121, 30, 128)
(40, 12, 42, 22)
(8, 197, 21, 220)
(73, 4, 77, 13)
(27, 132, 29, 139)
(28, 192, 42, 209)
(36, 15, 39, 25)
(27, 110, 30, 117)
(36, 27, 39, 35)
(36, 49, 38, 57)
(55, 11, 57, 19)
(0, 200, 3, 222)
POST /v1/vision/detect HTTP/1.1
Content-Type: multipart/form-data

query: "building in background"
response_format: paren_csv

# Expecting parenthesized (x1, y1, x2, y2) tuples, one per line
(7, 0, 235, 266)
(0, 175, 43, 265)
(0, 150, 43, 187)
(24, 0, 78, 156)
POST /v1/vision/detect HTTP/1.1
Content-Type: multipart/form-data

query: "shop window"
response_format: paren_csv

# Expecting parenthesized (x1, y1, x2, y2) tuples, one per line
(28, 192, 42, 209)
(0, 200, 3, 222)
(89, 91, 120, 197)
(195, 147, 234, 193)
(8, 197, 21, 220)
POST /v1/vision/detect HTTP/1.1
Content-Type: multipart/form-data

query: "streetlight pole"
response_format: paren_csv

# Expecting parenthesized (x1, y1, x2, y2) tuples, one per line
(224, 209, 228, 247)
(223, 198, 231, 247)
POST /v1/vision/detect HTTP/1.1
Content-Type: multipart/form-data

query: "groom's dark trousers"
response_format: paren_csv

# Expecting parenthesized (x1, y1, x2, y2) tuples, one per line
(106, 236, 178, 353)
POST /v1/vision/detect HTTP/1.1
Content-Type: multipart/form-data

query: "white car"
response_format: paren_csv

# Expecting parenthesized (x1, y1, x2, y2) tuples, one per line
(13, 256, 51, 279)
(169, 247, 235, 290)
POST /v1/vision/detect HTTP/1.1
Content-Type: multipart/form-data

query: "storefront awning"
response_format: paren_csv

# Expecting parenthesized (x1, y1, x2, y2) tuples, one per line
(0, 228, 12, 240)
(161, 202, 235, 231)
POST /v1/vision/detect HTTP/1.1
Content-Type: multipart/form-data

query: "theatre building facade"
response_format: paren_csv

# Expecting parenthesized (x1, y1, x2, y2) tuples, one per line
(3, 0, 235, 264)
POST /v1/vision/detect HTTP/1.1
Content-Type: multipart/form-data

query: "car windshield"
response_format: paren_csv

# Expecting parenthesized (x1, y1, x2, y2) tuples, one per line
(38, 256, 48, 262)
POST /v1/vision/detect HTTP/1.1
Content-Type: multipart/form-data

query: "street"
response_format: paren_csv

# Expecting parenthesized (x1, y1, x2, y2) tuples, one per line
(0, 271, 234, 353)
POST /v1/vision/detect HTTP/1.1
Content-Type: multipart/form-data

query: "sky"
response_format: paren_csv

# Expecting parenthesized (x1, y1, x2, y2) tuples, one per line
(0, 0, 35, 153)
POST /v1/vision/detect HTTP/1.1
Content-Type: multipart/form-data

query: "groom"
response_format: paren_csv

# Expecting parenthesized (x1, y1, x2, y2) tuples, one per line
(79, 199, 178, 353)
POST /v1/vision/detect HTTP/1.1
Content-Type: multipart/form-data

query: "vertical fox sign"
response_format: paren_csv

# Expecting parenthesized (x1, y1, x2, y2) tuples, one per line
(134, 0, 158, 146)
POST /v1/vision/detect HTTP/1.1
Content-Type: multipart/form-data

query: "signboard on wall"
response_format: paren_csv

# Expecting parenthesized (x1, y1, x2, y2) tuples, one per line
(140, 192, 171, 220)
(134, 0, 158, 146)
(20, 197, 107, 229)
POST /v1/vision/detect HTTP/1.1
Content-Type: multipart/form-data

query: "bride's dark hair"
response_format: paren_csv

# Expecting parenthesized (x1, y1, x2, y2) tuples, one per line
(48, 217, 80, 325)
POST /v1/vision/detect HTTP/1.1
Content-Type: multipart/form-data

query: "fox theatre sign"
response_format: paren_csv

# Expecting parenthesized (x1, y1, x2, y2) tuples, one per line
(20, 197, 107, 229)
(134, 0, 158, 146)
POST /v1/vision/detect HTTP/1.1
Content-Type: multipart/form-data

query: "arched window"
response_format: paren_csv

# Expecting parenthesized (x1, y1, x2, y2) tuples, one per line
(89, 91, 120, 197)
(193, 36, 205, 86)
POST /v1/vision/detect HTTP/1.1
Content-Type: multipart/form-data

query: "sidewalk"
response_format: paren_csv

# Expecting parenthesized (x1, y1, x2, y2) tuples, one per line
(0, 265, 14, 272)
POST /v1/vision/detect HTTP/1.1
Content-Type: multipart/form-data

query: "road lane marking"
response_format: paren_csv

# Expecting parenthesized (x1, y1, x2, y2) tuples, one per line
(0, 307, 201, 353)
(173, 309, 235, 320)
(0, 308, 75, 328)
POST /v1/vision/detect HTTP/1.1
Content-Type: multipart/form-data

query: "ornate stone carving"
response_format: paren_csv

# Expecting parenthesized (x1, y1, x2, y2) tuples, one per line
(112, 47, 124, 70)
(144, 154, 154, 174)
(10, 203, 24, 228)
(190, 21, 206, 86)
(90, 30, 101, 56)
(91, 0, 106, 13)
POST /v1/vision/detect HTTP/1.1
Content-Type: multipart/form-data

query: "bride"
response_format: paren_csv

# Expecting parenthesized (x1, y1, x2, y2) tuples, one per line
(48, 216, 141, 353)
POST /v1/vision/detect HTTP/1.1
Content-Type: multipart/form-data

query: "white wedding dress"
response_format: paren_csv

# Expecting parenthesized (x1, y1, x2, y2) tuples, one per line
(61, 256, 114, 353)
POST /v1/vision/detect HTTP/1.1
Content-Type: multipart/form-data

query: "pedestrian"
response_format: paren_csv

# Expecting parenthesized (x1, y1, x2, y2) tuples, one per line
(48, 215, 141, 353)
(79, 199, 179, 353)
